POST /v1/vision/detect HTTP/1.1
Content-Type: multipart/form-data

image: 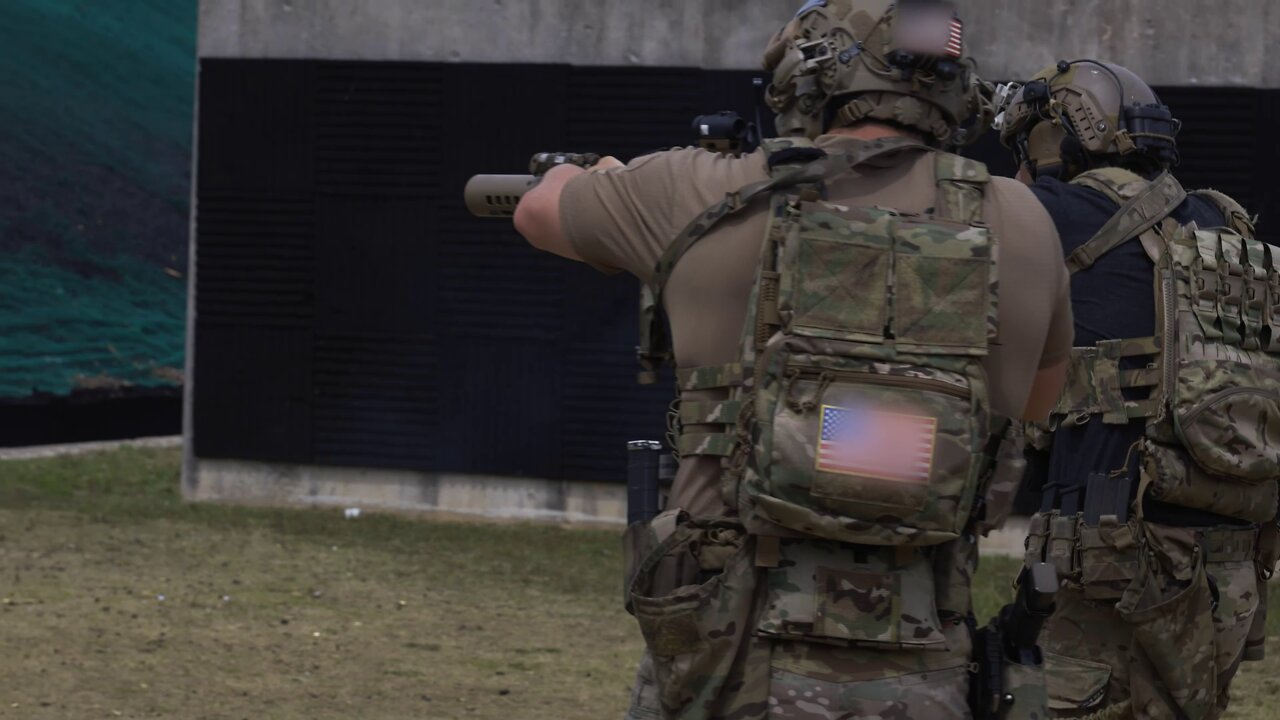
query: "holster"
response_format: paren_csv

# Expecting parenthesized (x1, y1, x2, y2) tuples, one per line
(1246, 516, 1280, 662)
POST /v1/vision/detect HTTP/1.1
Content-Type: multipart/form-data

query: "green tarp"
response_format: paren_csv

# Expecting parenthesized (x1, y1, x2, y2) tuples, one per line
(0, 0, 196, 397)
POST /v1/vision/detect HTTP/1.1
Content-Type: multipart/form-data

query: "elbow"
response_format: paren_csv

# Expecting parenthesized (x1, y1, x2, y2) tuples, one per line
(1020, 361, 1068, 422)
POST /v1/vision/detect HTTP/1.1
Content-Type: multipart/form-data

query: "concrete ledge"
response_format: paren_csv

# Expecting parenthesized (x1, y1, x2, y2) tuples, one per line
(188, 458, 627, 526)
(187, 457, 1031, 554)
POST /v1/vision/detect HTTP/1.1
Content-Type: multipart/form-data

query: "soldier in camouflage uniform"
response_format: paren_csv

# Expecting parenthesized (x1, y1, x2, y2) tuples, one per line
(515, 2, 1073, 718)
(999, 61, 1280, 719)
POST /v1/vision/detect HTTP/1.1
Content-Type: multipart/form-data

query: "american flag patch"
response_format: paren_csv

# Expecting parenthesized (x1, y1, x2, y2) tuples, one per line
(816, 404, 937, 484)
(895, 4, 964, 59)
(945, 17, 964, 58)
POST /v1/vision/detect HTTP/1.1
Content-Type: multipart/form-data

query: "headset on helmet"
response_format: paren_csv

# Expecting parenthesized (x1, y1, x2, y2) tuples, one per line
(996, 60, 1181, 180)
(762, 0, 994, 147)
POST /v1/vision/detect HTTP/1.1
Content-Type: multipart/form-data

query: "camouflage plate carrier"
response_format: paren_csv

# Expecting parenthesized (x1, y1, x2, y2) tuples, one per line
(1026, 167, 1280, 718)
(626, 137, 1038, 719)
(1052, 167, 1280, 518)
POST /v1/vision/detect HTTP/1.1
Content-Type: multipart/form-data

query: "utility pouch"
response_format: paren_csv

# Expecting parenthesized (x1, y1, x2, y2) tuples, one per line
(1116, 524, 1217, 720)
(628, 517, 760, 719)
(1047, 514, 1081, 583)
(624, 510, 687, 610)
(1023, 512, 1051, 568)
(1246, 517, 1279, 661)
(1078, 517, 1140, 601)
(1043, 651, 1112, 714)
(976, 422, 1026, 536)
(1244, 579, 1268, 662)
(756, 538, 948, 650)
(1142, 439, 1279, 524)
(999, 662, 1049, 720)
(934, 535, 979, 622)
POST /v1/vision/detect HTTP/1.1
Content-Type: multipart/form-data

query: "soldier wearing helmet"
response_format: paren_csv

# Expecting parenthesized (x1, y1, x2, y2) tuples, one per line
(516, 2, 1072, 717)
(1001, 61, 1274, 719)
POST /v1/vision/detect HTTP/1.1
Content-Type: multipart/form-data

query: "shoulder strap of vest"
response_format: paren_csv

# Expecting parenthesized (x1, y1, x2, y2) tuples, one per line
(933, 152, 990, 224)
(649, 136, 930, 299)
(1064, 171, 1188, 274)
(760, 137, 827, 174)
(1069, 167, 1147, 205)
(634, 137, 929, 383)
(1190, 188, 1257, 240)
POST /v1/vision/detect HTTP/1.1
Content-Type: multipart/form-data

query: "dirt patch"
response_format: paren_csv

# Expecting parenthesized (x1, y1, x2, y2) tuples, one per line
(0, 448, 1275, 719)
(0, 509, 640, 720)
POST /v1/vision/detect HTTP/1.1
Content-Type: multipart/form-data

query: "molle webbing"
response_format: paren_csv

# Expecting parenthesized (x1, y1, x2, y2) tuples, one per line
(671, 364, 745, 458)
(933, 153, 990, 225)
(1065, 170, 1187, 274)
(1055, 337, 1162, 423)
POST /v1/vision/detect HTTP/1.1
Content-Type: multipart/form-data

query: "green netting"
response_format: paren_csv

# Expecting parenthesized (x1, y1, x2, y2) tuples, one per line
(0, 247, 186, 397)
(0, 0, 196, 398)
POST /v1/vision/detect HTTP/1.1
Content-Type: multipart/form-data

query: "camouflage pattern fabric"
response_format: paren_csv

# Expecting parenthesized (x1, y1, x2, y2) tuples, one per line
(976, 421, 1027, 536)
(740, 151, 995, 546)
(755, 539, 947, 648)
(1002, 662, 1051, 720)
(1025, 512, 1261, 719)
(625, 650, 661, 720)
(626, 523, 983, 719)
(766, 625, 973, 719)
(625, 140, 1012, 717)
(628, 518, 768, 719)
(1051, 168, 1280, 523)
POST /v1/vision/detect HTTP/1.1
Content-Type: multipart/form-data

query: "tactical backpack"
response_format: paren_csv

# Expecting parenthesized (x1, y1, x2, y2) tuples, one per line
(645, 136, 1004, 546)
(1054, 167, 1280, 523)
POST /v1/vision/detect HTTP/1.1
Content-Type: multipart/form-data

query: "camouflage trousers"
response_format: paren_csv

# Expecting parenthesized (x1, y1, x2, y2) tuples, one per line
(1025, 512, 1263, 720)
(624, 513, 983, 720)
(624, 629, 974, 720)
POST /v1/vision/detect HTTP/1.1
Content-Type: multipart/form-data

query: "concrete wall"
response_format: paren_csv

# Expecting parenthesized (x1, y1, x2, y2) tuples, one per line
(198, 0, 1279, 86)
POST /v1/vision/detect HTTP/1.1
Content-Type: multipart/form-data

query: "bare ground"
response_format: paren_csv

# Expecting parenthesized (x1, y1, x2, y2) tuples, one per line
(0, 448, 1275, 719)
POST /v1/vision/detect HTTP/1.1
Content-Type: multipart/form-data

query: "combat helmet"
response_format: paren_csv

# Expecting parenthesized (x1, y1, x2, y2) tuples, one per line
(997, 60, 1181, 180)
(762, 0, 993, 146)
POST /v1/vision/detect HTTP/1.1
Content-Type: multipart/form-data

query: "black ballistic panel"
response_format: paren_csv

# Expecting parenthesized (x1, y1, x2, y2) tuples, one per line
(193, 326, 312, 461)
(196, 193, 315, 329)
(193, 58, 1280, 483)
(1154, 87, 1260, 224)
(313, 332, 438, 468)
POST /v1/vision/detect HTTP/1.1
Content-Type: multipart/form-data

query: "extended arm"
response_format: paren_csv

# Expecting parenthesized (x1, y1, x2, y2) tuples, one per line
(514, 157, 624, 261)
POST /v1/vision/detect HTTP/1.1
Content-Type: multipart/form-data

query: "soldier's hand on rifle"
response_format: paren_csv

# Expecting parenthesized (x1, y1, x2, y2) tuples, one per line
(589, 156, 625, 172)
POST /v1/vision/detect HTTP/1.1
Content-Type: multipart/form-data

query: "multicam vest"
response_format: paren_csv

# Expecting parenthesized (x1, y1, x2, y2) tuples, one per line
(1054, 167, 1280, 523)
(646, 136, 1003, 547)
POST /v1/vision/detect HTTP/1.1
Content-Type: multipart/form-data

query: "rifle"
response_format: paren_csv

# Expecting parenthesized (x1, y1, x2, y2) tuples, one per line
(463, 111, 760, 219)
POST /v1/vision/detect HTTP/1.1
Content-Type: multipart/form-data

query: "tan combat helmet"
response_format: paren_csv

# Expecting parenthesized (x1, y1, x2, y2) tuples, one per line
(997, 60, 1181, 180)
(762, 0, 993, 146)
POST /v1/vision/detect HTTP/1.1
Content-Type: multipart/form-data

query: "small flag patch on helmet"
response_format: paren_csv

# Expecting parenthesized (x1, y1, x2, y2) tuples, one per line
(895, 3, 964, 59)
(946, 17, 964, 57)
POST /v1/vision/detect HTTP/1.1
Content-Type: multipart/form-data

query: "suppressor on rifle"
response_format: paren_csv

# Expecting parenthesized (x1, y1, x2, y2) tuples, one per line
(627, 440, 664, 526)
(463, 174, 539, 218)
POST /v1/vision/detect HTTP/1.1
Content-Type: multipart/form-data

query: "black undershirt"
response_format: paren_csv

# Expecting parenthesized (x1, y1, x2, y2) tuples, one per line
(1028, 174, 1245, 527)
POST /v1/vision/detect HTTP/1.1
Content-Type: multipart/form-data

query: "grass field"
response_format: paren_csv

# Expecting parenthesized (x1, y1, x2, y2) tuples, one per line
(0, 447, 1276, 719)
